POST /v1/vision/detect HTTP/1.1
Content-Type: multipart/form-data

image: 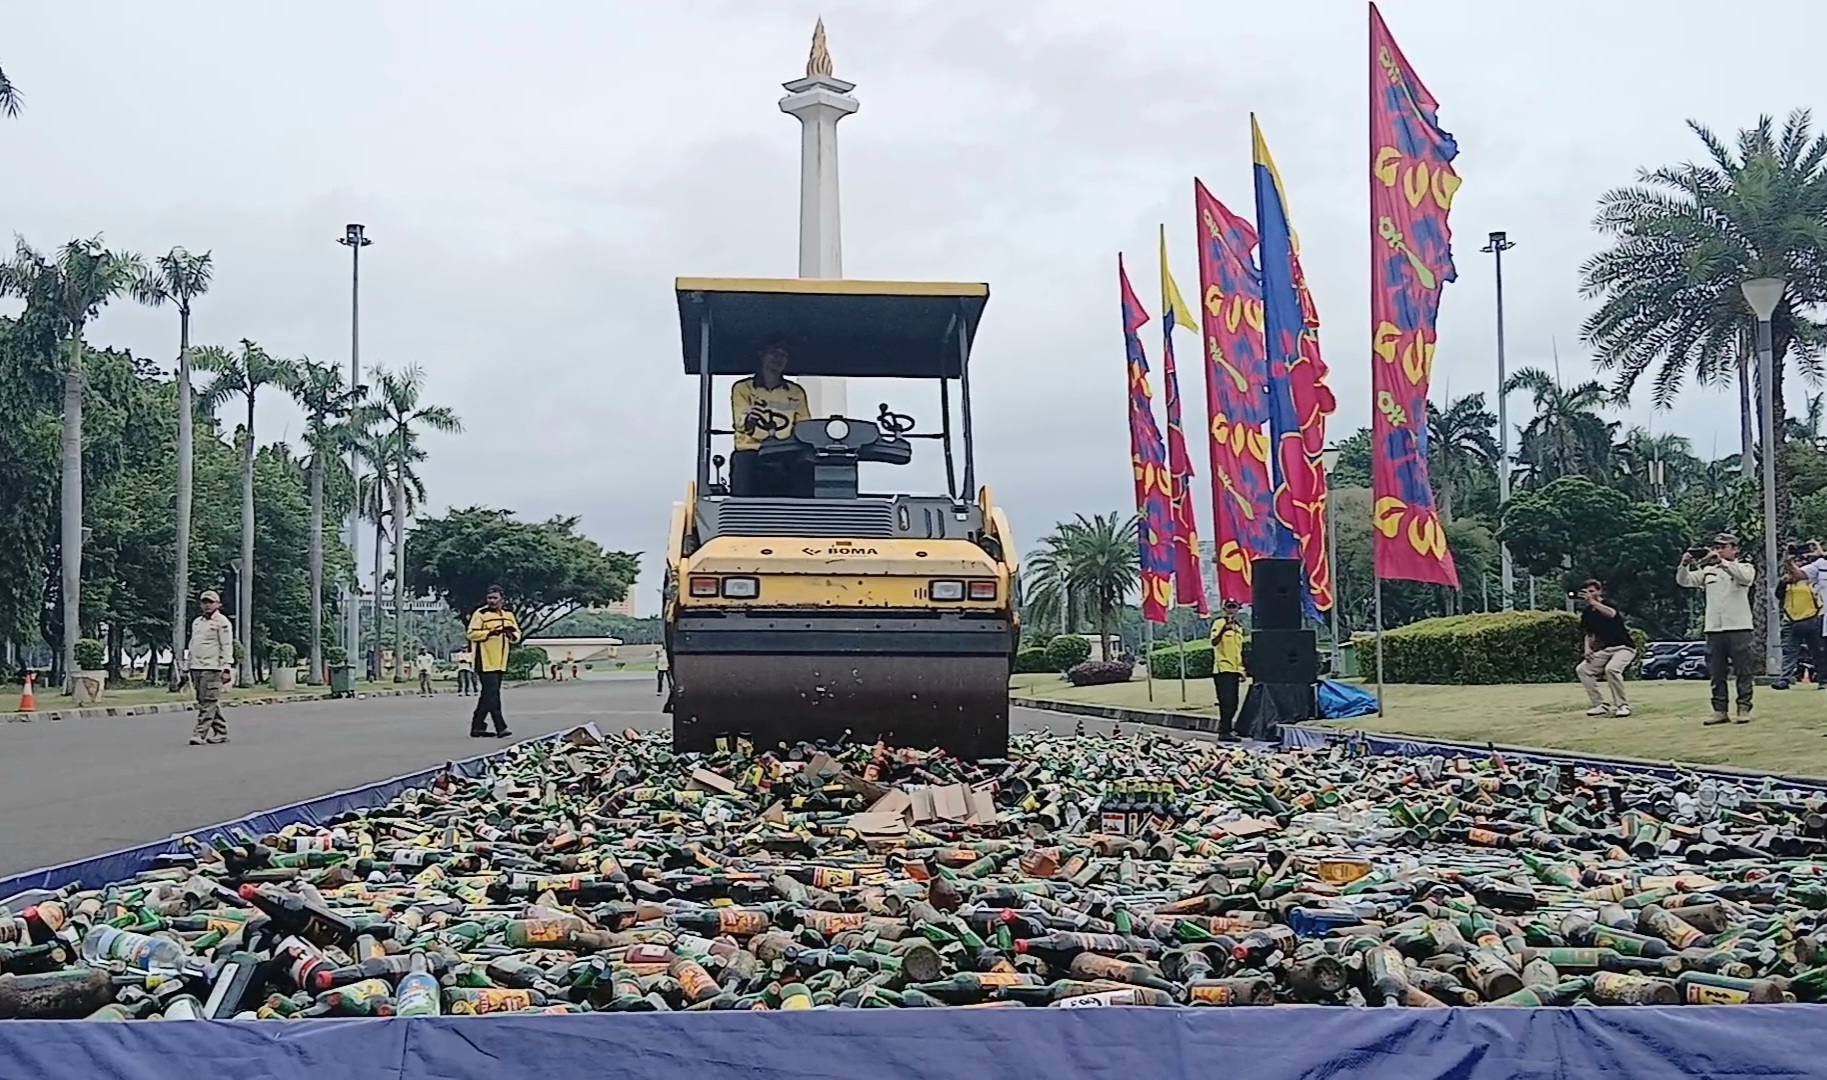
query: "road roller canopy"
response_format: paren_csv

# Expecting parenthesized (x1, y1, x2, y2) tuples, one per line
(675, 277, 989, 378)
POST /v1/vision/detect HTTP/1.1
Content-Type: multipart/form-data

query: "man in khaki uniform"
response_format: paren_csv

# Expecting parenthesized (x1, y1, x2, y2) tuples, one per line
(187, 589, 235, 745)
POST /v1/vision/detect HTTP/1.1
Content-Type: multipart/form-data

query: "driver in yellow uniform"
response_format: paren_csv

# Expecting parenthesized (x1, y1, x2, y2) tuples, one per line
(730, 334, 811, 497)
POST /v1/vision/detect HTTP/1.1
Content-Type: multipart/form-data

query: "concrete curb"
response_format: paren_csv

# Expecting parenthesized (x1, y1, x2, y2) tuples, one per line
(1012, 695, 1223, 734)
(2, 683, 535, 725)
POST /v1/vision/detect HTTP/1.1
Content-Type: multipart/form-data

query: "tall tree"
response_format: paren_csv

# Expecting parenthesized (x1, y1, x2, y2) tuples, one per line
(355, 426, 426, 675)
(1426, 393, 1499, 521)
(0, 237, 145, 686)
(1022, 522, 1085, 636)
(1062, 512, 1139, 648)
(365, 366, 461, 681)
(293, 360, 360, 684)
(131, 248, 213, 690)
(195, 340, 300, 685)
(1503, 367, 1616, 486)
(1582, 109, 1827, 540)
(405, 508, 637, 637)
(1613, 427, 1700, 503)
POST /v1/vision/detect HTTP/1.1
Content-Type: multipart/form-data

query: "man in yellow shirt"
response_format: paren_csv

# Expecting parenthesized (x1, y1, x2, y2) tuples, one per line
(466, 584, 520, 738)
(1209, 599, 1247, 741)
(729, 334, 811, 497)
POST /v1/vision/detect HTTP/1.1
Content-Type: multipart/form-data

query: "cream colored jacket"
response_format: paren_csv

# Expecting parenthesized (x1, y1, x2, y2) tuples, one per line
(187, 612, 235, 671)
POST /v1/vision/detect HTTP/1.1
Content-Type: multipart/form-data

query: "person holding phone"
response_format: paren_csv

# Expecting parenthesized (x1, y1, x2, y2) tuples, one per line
(1677, 533, 1756, 725)
(465, 585, 520, 738)
(729, 334, 811, 498)
(1209, 599, 1248, 742)
(1574, 579, 1635, 717)
(1779, 540, 1827, 688)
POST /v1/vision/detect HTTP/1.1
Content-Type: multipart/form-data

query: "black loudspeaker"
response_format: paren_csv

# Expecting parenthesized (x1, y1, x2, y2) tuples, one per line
(1247, 628, 1319, 684)
(1251, 558, 1303, 631)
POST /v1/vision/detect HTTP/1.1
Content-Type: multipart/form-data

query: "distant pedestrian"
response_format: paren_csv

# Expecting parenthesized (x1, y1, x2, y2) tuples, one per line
(466, 585, 520, 738)
(655, 644, 671, 695)
(1574, 579, 1636, 718)
(1677, 533, 1756, 725)
(570, 660, 579, 681)
(187, 589, 235, 746)
(1209, 599, 1247, 742)
(416, 649, 435, 696)
(456, 653, 474, 696)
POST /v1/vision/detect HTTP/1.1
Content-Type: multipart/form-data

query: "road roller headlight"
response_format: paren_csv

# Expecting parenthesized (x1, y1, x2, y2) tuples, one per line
(968, 579, 998, 600)
(721, 576, 760, 599)
(825, 418, 850, 441)
(929, 579, 964, 601)
(688, 576, 720, 597)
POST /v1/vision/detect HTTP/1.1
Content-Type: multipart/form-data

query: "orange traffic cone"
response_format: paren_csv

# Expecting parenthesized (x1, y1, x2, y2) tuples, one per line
(17, 672, 35, 713)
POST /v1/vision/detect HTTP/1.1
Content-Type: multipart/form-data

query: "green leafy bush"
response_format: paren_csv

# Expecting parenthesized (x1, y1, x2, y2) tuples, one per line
(1382, 611, 1648, 684)
(1044, 635, 1091, 671)
(73, 638, 106, 672)
(1067, 660, 1133, 686)
(1150, 641, 1212, 680)
(324, 645, 349, 668)
(506, 645, 548, 681)
(270, 642, 298, 665)
(1013, 648, 1055, 675)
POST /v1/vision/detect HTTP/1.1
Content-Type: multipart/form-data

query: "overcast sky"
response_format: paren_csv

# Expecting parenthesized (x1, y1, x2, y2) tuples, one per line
(6, 1, 1819, 610)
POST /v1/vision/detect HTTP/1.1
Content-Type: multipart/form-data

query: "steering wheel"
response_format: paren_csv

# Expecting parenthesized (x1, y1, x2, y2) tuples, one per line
(744, 407, 794, 437)
(876, 404, 916, 438)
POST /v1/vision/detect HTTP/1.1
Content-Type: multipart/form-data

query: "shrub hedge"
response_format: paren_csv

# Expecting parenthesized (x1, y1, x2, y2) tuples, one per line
(1044, 635, 1092, 671)
(1149, 641, 1213, 680)
(1013, 648, 1055, 675)
(1067, 660, 1133, 686)
(1381, 611, 1648, 685)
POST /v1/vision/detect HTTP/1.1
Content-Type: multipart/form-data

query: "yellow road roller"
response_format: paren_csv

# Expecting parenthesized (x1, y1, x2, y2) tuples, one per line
(665, 277, 1018, 758)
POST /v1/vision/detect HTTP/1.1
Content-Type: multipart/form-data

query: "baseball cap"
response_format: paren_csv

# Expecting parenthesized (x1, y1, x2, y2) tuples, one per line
(1712, 532, 1738, 546)
(198, 589, 220, 603)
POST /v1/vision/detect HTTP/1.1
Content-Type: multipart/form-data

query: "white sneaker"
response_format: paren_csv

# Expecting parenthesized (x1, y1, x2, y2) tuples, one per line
(1614, 704, 1633, 718)
(1585, 704, 1612, 717)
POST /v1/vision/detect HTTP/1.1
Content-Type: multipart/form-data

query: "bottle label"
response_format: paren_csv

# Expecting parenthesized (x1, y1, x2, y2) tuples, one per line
(458, 989, 533, 1014)
(1189, 983, 1236, 1005)
(1054, 989, 1137, 1007)
(517, 919, 574, 945)
(804, 912, 863, 934)
(812, 867, 855, 889)
(1684, 982, 1749, 1005)
(718, 909, 769, 936)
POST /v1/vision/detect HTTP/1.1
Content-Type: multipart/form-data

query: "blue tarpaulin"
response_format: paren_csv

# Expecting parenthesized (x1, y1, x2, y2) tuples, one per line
(0, 1004, 1823, 1080)
(1315, 679, 1378, 719)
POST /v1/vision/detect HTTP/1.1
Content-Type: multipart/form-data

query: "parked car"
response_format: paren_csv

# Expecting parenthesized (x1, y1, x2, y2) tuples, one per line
(1641, 640, 1706, 680)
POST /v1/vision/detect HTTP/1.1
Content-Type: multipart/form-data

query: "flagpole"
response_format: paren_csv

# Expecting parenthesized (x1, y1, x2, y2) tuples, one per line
(1175, 617, 1187, 703)
(1374, 576, 1386, 716)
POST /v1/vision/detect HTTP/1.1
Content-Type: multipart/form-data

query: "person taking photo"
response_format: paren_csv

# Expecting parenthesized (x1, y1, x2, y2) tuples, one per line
(1677, 533, 1756, 725)
(1574, 579, 1636, 718)
(465, 585, 520, 738)
(1778, 541, 1827, 689)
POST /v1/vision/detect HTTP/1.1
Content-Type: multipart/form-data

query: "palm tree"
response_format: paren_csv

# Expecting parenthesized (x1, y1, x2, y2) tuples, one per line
(1581, 109, 1827, 536)
(131, 248, 213, 690)
(1614, 427, 1699, 502)
(364, 366, 461, 681)
(1426, 392, 1498, 521)
(0, 237, 145, 687)
(355, 423, 429, 678)
(1503, 367, 1617, 486)
(293, 361, 362, 685)
(1063, 512, 1140, 647)
(0, 65, 21, 117)
(195, 340, 301, 686)
(1787, 392, 1826, 445)
(1023, 522, 1086, 635)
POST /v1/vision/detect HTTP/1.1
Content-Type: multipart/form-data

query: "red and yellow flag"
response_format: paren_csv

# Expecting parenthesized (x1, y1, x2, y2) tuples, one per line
(1369, 2, 1459, 586)
(1121, 255, 1174, 624)
(1159, 227, 1208, 615)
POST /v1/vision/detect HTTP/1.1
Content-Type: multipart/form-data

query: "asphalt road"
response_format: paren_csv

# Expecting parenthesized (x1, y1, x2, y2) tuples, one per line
(0, 677, 1089, 879)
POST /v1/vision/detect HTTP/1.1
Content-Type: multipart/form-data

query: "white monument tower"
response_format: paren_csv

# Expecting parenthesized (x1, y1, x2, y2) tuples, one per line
(779, 18, 857, 418)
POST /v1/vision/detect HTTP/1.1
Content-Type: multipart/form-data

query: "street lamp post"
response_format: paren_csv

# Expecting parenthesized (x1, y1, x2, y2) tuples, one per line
(1481, 231, 1516, 610)
(337, 225, 371, 680)
(1322, 445, 1343, 676)
(1743, 276, 1787, 678)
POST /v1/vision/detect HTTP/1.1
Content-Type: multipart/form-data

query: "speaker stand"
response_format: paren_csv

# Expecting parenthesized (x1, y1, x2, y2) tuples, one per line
(1237, 682, 1317, 741)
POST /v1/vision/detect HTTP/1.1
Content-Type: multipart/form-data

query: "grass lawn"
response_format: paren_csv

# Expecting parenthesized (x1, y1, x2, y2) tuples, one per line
(1010, 673, 1827, 778)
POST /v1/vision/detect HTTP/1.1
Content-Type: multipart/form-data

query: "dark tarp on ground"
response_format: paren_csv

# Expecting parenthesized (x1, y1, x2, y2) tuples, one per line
(1, 1004, 1824, 1080)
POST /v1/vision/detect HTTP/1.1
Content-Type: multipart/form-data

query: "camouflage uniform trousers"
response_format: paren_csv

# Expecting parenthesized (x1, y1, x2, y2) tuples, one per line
(192, 671, 228, 742)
